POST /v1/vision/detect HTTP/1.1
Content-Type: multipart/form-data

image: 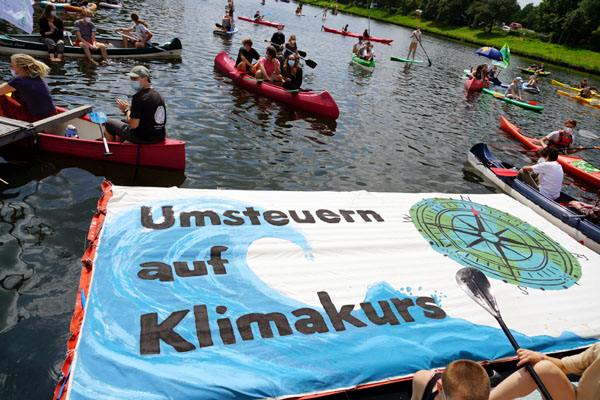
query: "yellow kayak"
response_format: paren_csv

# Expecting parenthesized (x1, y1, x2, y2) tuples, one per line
(556, 89, 600, 109)
(551, 79, 600, 99)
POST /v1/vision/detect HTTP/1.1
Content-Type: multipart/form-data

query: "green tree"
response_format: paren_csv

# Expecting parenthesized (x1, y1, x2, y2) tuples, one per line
(467, 0, 519, 32)
(436, 0, 472, 25)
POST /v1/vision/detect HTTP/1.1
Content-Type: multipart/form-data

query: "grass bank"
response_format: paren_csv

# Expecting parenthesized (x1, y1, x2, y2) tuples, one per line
(302, 0, 600, 75)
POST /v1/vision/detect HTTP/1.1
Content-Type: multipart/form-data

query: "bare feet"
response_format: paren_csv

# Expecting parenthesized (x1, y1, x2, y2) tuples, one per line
(90, 58, 99, 65)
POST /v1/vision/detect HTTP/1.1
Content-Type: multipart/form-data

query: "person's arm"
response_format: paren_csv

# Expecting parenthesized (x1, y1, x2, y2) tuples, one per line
(90, 31, 97, 47)
(522, 165, 534, 172)
(117, 98, 140, 129)
(143, 29, 152, 44)
(0, 82, 16, 97)
(515, 349, 571, 375)
(39, 18, 51, 36)
(539, 136, 550, 148)
(273, 59, 280, 75)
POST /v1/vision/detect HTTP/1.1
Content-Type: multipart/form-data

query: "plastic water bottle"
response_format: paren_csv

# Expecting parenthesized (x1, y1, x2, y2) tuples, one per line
(65, 124, 78, 138)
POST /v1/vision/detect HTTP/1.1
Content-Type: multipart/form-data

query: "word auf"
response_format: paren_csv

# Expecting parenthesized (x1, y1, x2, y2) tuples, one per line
(138, 246, 228, 282)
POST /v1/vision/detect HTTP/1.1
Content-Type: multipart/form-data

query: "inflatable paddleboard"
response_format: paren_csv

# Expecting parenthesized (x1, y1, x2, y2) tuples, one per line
(390, 56, 422, 63)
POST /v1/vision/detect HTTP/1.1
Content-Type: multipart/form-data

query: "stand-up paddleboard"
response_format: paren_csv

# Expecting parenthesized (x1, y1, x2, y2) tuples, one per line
(390, 56, 422, 63)
(213, 28, 238, 37)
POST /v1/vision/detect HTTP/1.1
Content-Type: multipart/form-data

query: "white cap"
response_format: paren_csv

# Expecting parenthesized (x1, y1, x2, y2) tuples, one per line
(516, 76, 523, 81)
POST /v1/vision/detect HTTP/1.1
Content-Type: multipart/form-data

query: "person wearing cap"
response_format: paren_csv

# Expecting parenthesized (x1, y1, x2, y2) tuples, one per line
(104, 66, 166, 144)
(73, 9, 108, 64)
(505, 77, 523, 101)
(282, 54, 303, 90)
(270, 25, 285, 53)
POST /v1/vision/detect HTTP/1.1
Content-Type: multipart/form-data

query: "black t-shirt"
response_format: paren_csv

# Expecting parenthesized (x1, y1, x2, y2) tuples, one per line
(235, 46, 260, 66)
(39, 17, 64, 41)
(270, 32, 285, 47)
(130, 88, 166, 143)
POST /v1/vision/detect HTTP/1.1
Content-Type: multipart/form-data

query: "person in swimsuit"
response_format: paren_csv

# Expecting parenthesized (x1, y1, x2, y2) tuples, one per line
(411, 359, 490, 400)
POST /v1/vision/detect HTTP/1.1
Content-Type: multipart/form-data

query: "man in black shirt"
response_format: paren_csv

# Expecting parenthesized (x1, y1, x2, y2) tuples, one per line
(235, 38, 260, 72)
(105, 66, 166, 144)
(270, 25, 285, 53)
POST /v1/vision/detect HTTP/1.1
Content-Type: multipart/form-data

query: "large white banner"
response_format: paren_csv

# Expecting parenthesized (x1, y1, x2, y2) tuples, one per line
(57, 185, 600, 399)
(0, 0, 33, 33)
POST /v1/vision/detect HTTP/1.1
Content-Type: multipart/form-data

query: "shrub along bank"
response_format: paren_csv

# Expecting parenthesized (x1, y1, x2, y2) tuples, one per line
(303, 1, 600, 75)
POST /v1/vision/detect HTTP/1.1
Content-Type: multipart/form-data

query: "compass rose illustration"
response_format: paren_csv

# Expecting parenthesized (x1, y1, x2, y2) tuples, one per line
(410, 198, 581, 290)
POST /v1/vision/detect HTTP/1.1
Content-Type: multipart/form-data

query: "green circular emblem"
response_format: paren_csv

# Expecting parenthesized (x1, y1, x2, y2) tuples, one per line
(410, 198, 581, 290)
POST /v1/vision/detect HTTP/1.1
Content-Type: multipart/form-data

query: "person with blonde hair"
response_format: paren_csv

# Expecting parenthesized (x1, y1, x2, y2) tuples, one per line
(39, 4, 65, 62)
(411, 359, 490, 400)
(73, 9, 108, 64)
(114, 12, 153, 49)
(0, 54, 56, 122)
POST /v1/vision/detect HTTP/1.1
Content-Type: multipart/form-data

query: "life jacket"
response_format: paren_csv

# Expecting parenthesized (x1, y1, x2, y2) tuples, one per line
(548, 130, 573, 149)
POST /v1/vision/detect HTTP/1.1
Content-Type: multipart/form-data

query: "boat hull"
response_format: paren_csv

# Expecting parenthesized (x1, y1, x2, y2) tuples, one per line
(555, 89, 600, 109)
(213, 28, 238, 37)
(98, 2, 122, 9)
(500, 116, 600, 187)
(518, 67, 551, 76)
(0, 34, 182, 59)
(32, 107, 186, 170)
(351, 54, 374, 72)
(522, 83, 540, 94)
(468, 143, 600, 253)
(40, 1, 97, 12)
(322, 26, 393, 44)
(238, 16, 283, 28)
(464, 78, 489, 92)
(551, 79, 599, 98)
(214, 52, 339, 119)
(482, 88, 544, 111)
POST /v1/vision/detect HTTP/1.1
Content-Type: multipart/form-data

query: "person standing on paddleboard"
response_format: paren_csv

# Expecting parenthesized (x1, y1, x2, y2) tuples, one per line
(407, 26, 422, 61)
(539, 119, 586, 155)
(411, 359, 490, 400)
(104, 66, 166, 145)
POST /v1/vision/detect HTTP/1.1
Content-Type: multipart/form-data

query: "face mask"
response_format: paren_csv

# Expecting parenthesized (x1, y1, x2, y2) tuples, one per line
(50, 11, 56, 16)
(84, 17, 91, 23)
(564, 126, 573, 134)
(10, 69, 18, 78)
(131, 80, 142, 91)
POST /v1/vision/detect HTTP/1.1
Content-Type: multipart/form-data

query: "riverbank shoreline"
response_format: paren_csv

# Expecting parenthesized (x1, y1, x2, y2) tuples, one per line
(303, 0, 600, 75)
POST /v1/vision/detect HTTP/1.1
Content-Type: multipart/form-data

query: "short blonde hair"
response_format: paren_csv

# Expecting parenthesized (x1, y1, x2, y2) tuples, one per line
(11, 54, 50, 78)
(82, 9, 93, 17)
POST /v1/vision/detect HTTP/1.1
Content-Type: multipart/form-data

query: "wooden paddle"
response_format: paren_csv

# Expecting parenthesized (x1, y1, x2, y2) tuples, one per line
(121, 32, 167, 52)
(490, 167, 519, 177)
(492, 93, 537, 105)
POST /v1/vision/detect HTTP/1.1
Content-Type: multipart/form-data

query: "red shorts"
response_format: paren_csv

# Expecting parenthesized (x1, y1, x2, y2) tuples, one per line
(75, 39, 94, 47)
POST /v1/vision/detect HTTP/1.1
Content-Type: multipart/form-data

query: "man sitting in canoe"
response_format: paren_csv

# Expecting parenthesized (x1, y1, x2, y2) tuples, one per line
(504, 77, 523, 101)
(411, 359, 490, 400)
(518, 147, 563, 201)
(235, 38, 260, 72)
(73, 9, 108, 65)
(270, 25, 285, 53)
(352, 36, 363, 54)
(253, 10, 262, 21)
(104, 66, 166, 144)
(0, 54, 56, 123)
(252, 46, 283, 84)
(539, 119, 586, 155)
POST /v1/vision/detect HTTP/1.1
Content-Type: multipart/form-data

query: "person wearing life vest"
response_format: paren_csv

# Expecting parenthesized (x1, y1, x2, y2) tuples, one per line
(540, 119, 585, 155)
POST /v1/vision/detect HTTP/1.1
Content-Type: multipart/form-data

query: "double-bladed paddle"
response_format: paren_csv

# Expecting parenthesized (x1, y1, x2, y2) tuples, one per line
(456, 267, 553, 400)
(88, 111, 113, 156)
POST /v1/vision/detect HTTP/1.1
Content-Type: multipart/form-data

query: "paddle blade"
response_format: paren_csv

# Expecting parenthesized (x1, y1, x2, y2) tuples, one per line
(298, 50, 307, 57)
(491, 167, 518, 176)
(528, 101, 538, 105)
(493, 93, 504, 98)
(456, 267, 501, 318)
(89, 111, 107, 124)
(305, 59, 317, 68)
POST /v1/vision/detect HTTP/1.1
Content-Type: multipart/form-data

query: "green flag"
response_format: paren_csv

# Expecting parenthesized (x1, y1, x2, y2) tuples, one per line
(494, 43, 510, 69)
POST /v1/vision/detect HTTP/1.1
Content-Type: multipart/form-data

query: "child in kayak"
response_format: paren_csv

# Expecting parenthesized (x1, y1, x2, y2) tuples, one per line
(517, 147, 563, 201)
(539, 119, 586, 155)
(412, 359, 490, 400)
(235, 38, 260, 72)
(505, 77, 523, 101)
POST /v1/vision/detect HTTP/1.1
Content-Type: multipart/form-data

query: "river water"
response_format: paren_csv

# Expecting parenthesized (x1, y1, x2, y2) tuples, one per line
(0, 0, 599, 398)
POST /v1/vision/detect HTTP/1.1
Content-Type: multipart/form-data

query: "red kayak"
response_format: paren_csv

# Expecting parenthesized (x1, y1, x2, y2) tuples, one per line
(34, 107, 185, 170)
(464, 78, 489, 92)
(214, 51, 339, 120)
(322, 26, 393, 44)
(500, 116, 600, 187)
(238, 16, 284, 28)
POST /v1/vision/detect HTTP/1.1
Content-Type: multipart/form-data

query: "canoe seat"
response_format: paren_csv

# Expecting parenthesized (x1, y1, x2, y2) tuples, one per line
(32, 105, 93, 132)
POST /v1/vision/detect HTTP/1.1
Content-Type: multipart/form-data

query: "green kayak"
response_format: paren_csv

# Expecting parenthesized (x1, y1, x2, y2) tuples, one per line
(482, 88, 544, 112)
(351, 54, 375, 72)
(390, 56, 422, 63)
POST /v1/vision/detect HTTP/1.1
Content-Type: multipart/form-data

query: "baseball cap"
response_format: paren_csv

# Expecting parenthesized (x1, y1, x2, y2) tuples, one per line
(516, 76, 523, 81)
(128, 65, 150, 78)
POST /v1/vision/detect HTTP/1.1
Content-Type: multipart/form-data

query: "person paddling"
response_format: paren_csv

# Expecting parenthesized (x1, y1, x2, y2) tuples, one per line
(295, 4, 303, 15)
(352, 36, 363, 54)
(579, 86, 593, 99)
(282, 34, 298, 60)
(342, 24, 349, 33)
(362, 29, 370, 39)
(253, 10, 263, 21)
(407, 26, 422, 61)
(486, 65, 502, 86)
(114, 12, 153, 49)
(270, 24, 285, 53)
(539, 119, 586, 155)
(578, 78, 588, 89)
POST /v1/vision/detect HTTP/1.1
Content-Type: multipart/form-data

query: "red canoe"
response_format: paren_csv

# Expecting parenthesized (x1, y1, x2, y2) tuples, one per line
(464, 78, 489, 92)
(322, 26, 393, 44)
(214, 51, 339, 120)
(33, 106, 186, 170)
(500, 116, 600, 187)
(238, 16, 284, 28)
